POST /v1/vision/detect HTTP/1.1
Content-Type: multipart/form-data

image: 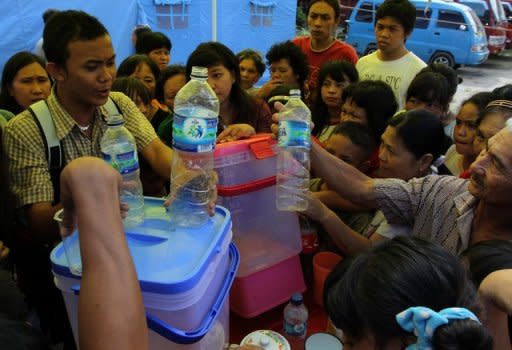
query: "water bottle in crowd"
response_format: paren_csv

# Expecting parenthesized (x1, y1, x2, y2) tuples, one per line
(100, 113, 144, 228)
(276, 89, 311, 211)
(168, 66, 219, 227)
(283, 292, 308, 350)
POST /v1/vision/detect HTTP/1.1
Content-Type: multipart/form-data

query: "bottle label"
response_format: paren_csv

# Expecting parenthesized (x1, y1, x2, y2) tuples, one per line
(284, 320, 307, 337)
(102, 150, 139, 175)
(172, 114, 218, 153)
(278, 120, 311, 148)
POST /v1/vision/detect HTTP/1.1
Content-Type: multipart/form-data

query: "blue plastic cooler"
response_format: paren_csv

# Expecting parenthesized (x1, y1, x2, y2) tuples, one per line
(51, 198, 238, 349)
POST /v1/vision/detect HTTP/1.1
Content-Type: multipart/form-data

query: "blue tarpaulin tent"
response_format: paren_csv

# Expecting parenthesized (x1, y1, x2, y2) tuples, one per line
(0, 0, 296, 75)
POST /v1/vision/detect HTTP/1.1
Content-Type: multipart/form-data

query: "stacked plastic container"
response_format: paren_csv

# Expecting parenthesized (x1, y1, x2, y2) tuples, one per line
(51, 198, 239, 350)
(214, 134, 305, 318)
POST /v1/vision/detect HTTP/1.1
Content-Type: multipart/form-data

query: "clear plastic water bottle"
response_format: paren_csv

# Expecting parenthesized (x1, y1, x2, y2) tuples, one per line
(169, 66, 219, 227)
(283, 292, 308, 350)
(101, 113, 144, 228)
(276, 89, 311, 211)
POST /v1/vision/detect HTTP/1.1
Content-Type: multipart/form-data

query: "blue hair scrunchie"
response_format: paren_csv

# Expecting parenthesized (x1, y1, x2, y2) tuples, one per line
(396, 306, 480, 350)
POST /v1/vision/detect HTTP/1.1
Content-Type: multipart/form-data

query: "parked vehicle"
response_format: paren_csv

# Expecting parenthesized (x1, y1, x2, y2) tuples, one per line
(456, 0, 508, 53)
(499, 0, 512, 47)
(346, 0, 489, 68)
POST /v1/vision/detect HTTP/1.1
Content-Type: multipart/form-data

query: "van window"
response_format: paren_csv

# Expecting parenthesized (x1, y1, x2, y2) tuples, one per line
(436, 10, 467, 29)
(355, 2, 374, 22)
(415, 8, 432, 28)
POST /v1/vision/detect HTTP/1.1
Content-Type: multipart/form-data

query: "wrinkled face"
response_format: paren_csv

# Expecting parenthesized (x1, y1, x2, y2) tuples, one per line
(270, 58, 298, 87)
(340, 98, 368, 126)
(377, 126, 424, 180)
(53, 34, 116, 108)
(454, 102, 480, 157)
(163, 73, 186, 110)
(130, 62, 156, 96)
(148, 47, 170, 70)
(468, 128, 512, 204)
(405, 96, 444, 119)
(375, 17, 408, 54)
(321, 75, 347, 109)
(307, 1, 339, 42)
(9, 62, 51, 110)
(325, 133, 368, 169)
(474, 112, 509, 155)
(207, 64, 235, 105)
(239, 58, 261, 90)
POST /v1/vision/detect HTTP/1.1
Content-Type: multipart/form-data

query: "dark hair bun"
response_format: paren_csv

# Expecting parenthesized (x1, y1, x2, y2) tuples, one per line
(433, 319, 493, 350)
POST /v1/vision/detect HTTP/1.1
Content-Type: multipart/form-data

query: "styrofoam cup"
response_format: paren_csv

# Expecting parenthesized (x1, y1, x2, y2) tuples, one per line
(312, 252, 342, 307)
(305, 333, 343, 350)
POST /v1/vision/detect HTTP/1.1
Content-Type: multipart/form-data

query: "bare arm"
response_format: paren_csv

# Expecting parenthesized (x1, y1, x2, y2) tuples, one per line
(59, 157, 148, 350)
(25, 202, 62, 244)
(311, 142, 377, 209)
(313, 190, 368, 212)
(141, 138, 173, 179)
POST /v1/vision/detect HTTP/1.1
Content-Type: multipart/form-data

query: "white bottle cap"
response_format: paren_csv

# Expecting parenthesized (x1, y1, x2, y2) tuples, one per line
(191, 66, 208, 79)
(289, 89, 301, 97)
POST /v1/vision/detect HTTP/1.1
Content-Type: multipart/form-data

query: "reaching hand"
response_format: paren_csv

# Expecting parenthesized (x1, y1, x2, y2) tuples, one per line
(0, 241, 9, 262)
(298, 190, 331, 222)
(217, 123, 256, 143)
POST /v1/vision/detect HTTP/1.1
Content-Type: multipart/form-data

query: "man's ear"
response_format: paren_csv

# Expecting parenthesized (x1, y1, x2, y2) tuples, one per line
(418, 153, 434, 174)
(46, 62, 66, 82)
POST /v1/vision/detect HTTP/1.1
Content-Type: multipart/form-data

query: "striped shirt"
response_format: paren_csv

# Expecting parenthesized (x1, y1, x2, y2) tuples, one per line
(3, 89, 157, 208)
(374, 175, 477, 255)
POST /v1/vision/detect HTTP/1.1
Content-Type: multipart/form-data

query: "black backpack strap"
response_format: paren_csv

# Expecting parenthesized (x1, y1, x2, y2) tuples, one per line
(28, 100, 64, 205)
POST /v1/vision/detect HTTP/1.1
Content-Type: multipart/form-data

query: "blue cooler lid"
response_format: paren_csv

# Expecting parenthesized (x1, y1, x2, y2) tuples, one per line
(51, 197, 232, 294)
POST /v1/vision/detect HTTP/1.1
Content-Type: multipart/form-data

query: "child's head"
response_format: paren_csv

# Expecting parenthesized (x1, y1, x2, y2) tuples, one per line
(312, 61, 358, 135)
(111, 76, 151, 118)
(462, 240, 512, 288)
(474, 99, 512, 155)
(405, 71, 450, 118)
(341, 80, 398, 144)
(155, 64, 186, 110)
(454, 92, 494, 158)
(135, 31, 171, 70)
(325, 122, 375, 172)
(326, 236, 492, 350)
(418, 63, 460, 103)
(117, 54, 160, 96)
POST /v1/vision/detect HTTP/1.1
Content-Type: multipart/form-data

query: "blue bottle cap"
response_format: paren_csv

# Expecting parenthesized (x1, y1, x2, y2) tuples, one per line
(290, 292, 303, 305)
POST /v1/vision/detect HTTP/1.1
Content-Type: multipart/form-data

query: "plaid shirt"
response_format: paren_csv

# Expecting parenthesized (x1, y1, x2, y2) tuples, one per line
(3, 90, 157, 208)
(374, 175, 476, 255)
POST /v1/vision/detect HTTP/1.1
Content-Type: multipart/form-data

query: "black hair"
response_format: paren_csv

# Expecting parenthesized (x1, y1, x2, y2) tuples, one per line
(419, 64, 460, 101)
(342, 80, 397, 143)
(460, 92, 495, 125)
(0, 52, 49, 115)
(186, 41, 258, 125)
(331, 121, 376, 160)
(135, 31, 172, 54)
(312, 60, 358, 136)
(307, 0, 341, 20)
(326, 236, 492, 349)
(236, 49, 266, 77)
(389, 110, 450, 162)
(406, 72, 450, 112)
(462, 240, 512, 288)
(42, 9, 60, 23)
(266, 84, 295, 110)
(375, 0, 416, 35)
(111, 76, 152, 106)
(492, 84, 512, 100)
(133, 25, 151, 40)
(155, 64, 186, 104)
(43, 10, 109, 66)
(266, 41, 309, 92)
(117, 54, 161, 82)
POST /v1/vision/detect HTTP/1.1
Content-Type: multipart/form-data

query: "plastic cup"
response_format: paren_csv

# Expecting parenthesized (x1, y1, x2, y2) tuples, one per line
(305, 333, 343, 350)
(54, 209, 82, 276)
(312, 252, 342, 307)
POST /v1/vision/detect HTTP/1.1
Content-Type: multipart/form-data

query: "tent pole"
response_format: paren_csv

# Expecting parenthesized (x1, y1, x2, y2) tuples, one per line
(212, 0, 217, 41)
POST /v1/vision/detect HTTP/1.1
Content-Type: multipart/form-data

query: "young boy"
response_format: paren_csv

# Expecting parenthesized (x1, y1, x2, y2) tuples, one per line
(293, 0, 358, 92)
(356, 0, 426, 109)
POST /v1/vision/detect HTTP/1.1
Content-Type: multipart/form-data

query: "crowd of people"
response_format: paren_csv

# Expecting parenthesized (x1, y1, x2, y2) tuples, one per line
(0, 0, 512, 349)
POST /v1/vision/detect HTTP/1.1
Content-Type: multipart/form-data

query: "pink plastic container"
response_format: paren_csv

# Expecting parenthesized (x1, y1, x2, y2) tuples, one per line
(214, 135, 304, 317)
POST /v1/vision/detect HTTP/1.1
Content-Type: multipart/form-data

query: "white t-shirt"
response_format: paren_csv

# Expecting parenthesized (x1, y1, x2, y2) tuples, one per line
(356, 51, 426, 109)
(444, 144, 464, 176)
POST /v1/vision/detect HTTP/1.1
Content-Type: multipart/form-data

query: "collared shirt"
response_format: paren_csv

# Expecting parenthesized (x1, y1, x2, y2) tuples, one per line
(373, 175, 477, 255)
(3, 89, 157, 208)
